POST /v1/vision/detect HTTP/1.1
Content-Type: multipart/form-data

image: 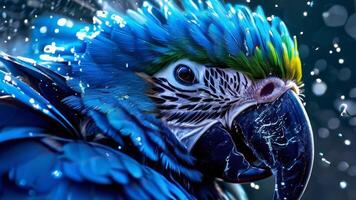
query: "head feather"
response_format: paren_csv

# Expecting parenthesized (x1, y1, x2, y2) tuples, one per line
(80, 0, 302, 82)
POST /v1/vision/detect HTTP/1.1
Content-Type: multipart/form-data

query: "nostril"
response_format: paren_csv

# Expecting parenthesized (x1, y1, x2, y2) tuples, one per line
(260, 83, 275, 97)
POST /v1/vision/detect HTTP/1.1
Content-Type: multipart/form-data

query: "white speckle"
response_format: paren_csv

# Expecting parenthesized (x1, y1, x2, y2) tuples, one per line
(4, 74, 11, 82)
(57, 18, 67, 26)
(321, 157, 331, 165)
(339, 59, 344, 64)
(39, 26, 47, 34)
(344, 139, 351, 146)
(33, 104, 40, 110)
(29, 98, 35, 104)
(66, 20, 74, 28)
(312, 79, 327, 96)
(52, 170, 62, 178)
(303, 11, 308, 17)
(54, 28, 59, 34)
(339, 181, 347, 189)
(250, 182, 260, 190)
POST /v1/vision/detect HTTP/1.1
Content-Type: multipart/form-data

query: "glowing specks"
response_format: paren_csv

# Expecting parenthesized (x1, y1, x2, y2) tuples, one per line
(4, 74, 11, 82)
(339, 181, 347, 189)
(312, 78, 327, 96)
(111, 15, 126, 28)
(344, 139, 351, 146)
(338, 58, 344, 64)
(339, 103, 356, 117)
(29, 98, 35, 104)
(39, 26, 47, 34)
(57, 18, 67, 26)
(321, 157, 331, 165)
(250, 182, 260, 190)
(52, 170, 63, 178)
(43, 42, 65, 54)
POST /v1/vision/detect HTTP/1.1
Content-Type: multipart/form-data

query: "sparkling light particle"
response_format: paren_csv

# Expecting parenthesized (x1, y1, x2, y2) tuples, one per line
(57, 18, 67, 26)
(344, 139, 351, 146)
(339, 181, 347, 189)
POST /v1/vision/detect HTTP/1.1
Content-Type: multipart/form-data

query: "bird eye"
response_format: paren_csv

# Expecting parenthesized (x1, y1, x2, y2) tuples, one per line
(175, 64, 197, 85)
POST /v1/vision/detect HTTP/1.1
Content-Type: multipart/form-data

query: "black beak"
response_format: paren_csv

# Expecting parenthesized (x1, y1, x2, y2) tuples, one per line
(233, 90, 314, 200)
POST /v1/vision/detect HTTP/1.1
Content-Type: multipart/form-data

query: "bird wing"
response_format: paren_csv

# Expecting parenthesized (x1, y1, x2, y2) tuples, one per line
(0, 130, 192, 200)
(0, 54, 195, 200)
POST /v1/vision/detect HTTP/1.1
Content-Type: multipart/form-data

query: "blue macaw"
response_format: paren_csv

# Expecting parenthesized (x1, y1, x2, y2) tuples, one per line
(0, 0, 314, 199)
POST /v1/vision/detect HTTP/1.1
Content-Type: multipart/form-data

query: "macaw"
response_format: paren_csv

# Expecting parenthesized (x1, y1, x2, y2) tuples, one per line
(0, 0, 314, 199)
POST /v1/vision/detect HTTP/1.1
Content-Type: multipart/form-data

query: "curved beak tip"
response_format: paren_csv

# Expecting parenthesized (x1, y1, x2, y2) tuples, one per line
(233, 90, 314, 200)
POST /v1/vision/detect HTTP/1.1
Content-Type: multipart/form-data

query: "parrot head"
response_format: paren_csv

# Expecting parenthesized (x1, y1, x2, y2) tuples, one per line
(151, 59, 313, 200)
(137, 1, 314, 199)
(47, 0, 314, 199)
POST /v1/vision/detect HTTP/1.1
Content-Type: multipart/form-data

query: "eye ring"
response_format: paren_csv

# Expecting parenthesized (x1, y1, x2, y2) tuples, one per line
(174, 64, 197, 85)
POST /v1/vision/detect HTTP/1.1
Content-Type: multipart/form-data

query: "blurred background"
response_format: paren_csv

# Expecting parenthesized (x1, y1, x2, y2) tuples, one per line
(1, 0, 356, 199)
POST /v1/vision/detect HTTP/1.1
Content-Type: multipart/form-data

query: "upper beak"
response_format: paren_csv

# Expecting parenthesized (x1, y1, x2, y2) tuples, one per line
(233, 90, 314, 200)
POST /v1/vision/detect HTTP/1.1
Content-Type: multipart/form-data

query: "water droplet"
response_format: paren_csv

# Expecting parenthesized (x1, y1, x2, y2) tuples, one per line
(322, 5, 348, 27)
(57, 18, 67, 27)
(312, 79, 327, 96)
(52, 170, 62, 178)
(339, 181, 347, 189)
(4, 74, 11, 82)
(321, 157, 331, 165)
(29, 98, 35, 104)
(344, 139, 351, 146)
(39, 26, 47, 34)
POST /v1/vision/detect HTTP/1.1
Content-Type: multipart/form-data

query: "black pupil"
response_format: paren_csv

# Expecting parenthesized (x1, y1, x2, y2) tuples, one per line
(176, 64, 196, 84)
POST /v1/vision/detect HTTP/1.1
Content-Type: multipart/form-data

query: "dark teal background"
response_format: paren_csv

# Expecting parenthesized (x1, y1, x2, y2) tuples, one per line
(1, 0, 356, 199)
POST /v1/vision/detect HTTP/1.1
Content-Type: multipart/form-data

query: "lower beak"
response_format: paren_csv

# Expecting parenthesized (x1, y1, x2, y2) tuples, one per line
(233, 90, 314, 200)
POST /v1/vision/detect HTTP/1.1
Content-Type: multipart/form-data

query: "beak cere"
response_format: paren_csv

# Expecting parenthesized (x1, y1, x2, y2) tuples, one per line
(233, 90, 314, 200)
